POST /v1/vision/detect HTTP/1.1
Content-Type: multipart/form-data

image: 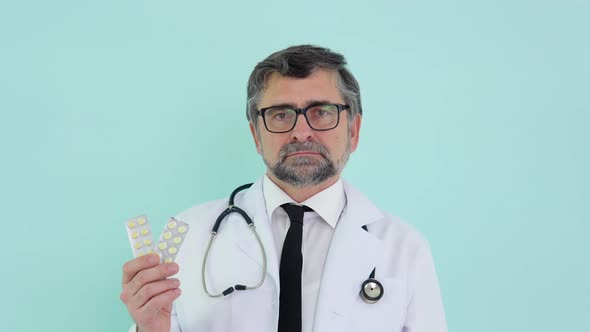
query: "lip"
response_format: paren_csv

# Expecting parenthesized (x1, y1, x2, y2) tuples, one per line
(286, 151, 322, 157)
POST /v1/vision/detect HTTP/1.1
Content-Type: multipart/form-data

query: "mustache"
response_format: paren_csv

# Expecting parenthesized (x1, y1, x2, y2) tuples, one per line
(278, 141, 330, 161)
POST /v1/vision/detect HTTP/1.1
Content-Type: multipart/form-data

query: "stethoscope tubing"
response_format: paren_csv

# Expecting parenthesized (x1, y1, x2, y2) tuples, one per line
(202, 183, 268, 297)
(201, 182, 383, 303)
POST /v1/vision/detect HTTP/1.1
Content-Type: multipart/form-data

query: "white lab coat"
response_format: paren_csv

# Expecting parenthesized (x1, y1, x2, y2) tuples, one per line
(129, 177, 446, 332)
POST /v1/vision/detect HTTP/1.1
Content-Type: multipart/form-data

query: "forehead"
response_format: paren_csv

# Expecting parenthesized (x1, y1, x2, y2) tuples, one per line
(260, 69, 344, 107)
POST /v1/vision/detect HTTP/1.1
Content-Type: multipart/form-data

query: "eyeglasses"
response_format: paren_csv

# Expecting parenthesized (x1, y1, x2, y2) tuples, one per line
(257, 103, 350, 133)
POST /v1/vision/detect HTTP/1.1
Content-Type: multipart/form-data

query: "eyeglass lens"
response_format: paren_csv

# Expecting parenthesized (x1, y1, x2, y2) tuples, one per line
(264, 104, 340, 132)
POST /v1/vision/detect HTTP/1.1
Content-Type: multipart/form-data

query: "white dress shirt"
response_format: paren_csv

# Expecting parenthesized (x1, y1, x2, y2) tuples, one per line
(262, 175, 346, 332)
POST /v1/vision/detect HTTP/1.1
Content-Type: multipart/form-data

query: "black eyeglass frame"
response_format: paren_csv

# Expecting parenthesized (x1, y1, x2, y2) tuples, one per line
(256, 103, 350, 133)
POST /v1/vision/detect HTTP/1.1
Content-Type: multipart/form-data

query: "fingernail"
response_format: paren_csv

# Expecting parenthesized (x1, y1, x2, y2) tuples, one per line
(167, 263, 178, 272)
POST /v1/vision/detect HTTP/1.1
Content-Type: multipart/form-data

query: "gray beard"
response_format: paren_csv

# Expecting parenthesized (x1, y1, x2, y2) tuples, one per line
(263, 140, 350, 188)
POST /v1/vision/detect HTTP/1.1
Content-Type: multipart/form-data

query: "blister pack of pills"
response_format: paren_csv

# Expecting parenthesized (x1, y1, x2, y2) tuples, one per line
(124, 215, 189, 263)
(155, 218, 189, 264)
(125, 215, 155, 257)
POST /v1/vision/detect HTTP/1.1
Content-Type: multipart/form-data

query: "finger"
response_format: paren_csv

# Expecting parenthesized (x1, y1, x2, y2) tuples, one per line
(163, 302, 173, 314)
(126, 262, 179, 296)
(122, 254, 160, 284)
(139, 288, 182, 317)
(130, 278, 180, 309)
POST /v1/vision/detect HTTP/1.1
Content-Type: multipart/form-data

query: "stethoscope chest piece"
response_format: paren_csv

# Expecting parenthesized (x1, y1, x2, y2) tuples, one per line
(361, 278, 384, 304)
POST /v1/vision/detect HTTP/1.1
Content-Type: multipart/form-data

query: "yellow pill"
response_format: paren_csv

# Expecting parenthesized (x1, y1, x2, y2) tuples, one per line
(134, 242, 142, 249)
(163, 231, 172, 240)
(167, 221, 177, 229)
(173, 236, 182, 244)
(141, 229, 150, 236)
(158, 242, 167, 250)
(164, 257, 173, 263)
(138, 252, 145, 257)
(137, 218, 146, 225)
(168, 247, 177, 255)
(144, 239, 152, 246)
(127, 221, 136, 228)
(131, 232, 139, 239)
(146, 249, 153, 254)
(178, 225, 187, 234)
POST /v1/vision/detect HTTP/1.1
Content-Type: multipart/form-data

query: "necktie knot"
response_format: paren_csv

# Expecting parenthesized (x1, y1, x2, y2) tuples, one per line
(281, 203, 313, 225)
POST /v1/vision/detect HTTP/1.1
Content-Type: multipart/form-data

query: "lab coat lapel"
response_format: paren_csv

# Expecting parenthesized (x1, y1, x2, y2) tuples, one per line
(226, 179, 280, 297)
(313, 181, 384, 332)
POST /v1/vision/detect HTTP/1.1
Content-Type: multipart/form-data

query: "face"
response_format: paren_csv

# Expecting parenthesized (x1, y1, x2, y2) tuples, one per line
(249, 69, 361, 188)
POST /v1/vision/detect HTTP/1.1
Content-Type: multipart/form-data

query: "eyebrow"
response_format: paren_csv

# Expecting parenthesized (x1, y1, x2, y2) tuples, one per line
(263, 100, 334, 109)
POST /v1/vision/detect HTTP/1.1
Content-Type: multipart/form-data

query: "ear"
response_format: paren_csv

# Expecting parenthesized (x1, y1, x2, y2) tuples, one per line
(348, 113, 362, 153)
(249, 121, 262, 155)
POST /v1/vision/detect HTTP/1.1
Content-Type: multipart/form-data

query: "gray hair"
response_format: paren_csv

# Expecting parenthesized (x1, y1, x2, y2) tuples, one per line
(246, 45, 362, 126)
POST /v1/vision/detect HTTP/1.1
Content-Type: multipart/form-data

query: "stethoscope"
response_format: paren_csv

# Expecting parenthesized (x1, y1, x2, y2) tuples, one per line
(202, 183, 384, 304)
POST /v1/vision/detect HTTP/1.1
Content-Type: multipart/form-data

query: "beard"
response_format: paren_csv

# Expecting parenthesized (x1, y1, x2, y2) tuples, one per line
(263, 140, 350, 188)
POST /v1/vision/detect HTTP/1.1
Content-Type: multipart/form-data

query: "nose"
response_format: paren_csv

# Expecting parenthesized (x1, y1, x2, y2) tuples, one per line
(289, 114, 314, 142)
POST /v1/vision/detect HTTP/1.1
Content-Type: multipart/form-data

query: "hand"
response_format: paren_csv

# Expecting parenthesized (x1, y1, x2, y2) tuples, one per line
(120, 254, 181, 332)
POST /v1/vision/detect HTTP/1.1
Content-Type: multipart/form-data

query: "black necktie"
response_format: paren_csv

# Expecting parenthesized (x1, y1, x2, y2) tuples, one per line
(278, 203, 313, 332)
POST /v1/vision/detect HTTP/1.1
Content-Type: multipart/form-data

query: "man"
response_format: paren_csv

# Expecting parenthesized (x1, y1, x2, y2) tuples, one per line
(120, 45, 447, 332)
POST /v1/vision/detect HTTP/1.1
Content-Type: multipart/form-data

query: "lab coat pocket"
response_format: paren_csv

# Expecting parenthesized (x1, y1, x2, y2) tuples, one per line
(230, 282, 277, 332)
(347, 277, 407, 332)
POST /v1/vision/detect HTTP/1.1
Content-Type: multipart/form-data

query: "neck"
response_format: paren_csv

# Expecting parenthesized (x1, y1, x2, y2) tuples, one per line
(266, 171, 340, 203)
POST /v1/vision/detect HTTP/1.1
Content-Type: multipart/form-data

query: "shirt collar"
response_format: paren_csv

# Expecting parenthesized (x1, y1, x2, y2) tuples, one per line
(262, 174, 346, 228)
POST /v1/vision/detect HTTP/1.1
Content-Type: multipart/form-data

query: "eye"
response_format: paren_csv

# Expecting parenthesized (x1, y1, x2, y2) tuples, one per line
(310, 105, 337, 118)
(273, 111, 287, 120)
(266, 108, 294, 121)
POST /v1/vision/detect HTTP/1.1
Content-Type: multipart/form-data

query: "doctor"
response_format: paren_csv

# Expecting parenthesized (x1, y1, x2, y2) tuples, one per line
(120, 45, 447, 332)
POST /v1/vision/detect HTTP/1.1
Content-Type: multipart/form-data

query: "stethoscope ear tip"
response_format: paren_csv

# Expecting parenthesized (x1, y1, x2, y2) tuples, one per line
(221, 284, 248, 296)
(222, 287, 235, 296)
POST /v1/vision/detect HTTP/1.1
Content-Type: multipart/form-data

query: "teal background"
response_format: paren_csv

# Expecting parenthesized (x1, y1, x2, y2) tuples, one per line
(1, 0, 588, 331)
